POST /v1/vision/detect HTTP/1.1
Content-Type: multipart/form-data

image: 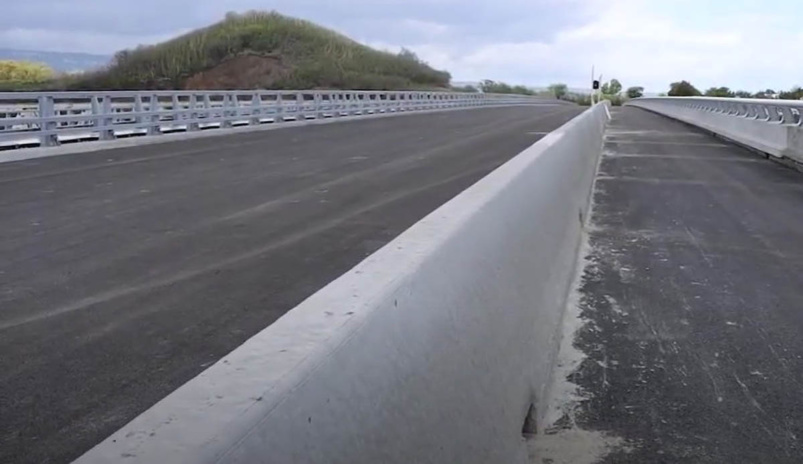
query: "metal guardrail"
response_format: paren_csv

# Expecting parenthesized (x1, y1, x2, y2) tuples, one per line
(629, 96, 803, 125)
(0, 91, 551, 150)
(628, 97, 803, 163)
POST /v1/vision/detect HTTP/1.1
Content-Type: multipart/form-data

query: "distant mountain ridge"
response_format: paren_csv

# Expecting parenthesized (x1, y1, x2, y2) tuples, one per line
(0, 48, 110, 73)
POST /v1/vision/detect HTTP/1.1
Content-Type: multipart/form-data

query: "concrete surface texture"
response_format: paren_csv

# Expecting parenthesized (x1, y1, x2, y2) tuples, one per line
(628, 98, 803, 164)
(73, 104, 609, 464)
(542, 107, 803, 463)
(0, 105, 583, 464)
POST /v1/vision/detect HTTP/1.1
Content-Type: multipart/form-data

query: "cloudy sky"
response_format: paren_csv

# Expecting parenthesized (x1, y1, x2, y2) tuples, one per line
(2, 0, 801, 92)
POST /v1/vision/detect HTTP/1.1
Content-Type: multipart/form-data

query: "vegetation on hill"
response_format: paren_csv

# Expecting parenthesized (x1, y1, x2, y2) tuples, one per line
(65, 11, 451, 91)
(479, 79, 538, 96)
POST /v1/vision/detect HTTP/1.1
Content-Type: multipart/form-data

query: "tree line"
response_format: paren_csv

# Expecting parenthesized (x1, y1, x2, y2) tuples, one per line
(667, 81, 803, 100)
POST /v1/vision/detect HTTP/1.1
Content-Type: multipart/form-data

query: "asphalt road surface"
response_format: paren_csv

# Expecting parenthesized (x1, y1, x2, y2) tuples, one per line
(0, 104, 583, 463)
(567, 107, 803, 462)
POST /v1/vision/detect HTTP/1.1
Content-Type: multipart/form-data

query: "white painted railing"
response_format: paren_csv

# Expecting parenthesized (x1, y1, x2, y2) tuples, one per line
(0, 91, 554, 150)
(627, 97, 803, 162)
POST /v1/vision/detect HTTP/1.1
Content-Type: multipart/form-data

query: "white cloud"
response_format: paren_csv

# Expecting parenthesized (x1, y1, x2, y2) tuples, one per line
(400, 19, 451, 38)
(398, 0, 803, 92)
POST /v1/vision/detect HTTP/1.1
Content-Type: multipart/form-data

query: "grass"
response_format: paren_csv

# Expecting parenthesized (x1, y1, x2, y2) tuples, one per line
(62, 11, 451, 91)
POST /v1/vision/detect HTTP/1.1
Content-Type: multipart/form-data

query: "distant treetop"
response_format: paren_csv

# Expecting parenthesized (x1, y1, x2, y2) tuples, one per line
(668, 81, 702, 97)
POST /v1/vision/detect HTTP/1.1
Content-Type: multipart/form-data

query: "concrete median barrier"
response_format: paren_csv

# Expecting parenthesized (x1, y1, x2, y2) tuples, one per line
(74, 102, 610, 464)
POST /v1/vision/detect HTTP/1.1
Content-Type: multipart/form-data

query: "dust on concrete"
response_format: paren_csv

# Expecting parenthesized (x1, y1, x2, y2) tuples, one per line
(527, 207, 627, 464)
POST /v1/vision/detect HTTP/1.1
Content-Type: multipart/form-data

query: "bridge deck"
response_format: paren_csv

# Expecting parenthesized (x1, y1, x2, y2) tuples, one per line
(0, 104, 581, 464)
(566, 107, 803, 462)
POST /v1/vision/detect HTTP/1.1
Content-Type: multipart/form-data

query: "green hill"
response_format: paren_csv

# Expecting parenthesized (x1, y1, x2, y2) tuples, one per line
(67, 11, 451, 91)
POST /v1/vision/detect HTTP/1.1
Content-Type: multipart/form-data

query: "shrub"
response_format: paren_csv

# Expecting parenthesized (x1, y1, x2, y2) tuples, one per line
(0, 60, 54, 88)
(626, 86, 644, 99)
(548, 83, 568, 99)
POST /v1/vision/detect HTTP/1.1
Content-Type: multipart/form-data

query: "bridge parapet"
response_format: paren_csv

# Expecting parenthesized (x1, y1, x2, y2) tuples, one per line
(627, 97, 803, 163)
(0, 90, 556, 150)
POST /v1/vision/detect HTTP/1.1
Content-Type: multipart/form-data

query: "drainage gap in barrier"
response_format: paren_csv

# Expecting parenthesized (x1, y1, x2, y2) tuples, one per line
(522, 402, 538, 439)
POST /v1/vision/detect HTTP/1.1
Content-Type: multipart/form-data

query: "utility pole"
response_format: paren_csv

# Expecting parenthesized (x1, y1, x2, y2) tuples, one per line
(591, 66, 601, 105)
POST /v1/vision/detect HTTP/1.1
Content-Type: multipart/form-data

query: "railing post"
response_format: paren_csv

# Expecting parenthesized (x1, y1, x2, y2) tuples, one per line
(759, 105, 770, 121)
(781, 107, 797, 125)
(93, 95, 114, 141)
(296, 92, 305, 120)
(767, 105, 781, 122)
(38, 95, 59, 147)
(331, 93, 341, 118)
(103, 95, 115, 140)
(134, 94, 144, 127)
(275, 93, 284, 123)
(171, 93, 181, 130)
(250, 93, 261, 125)
(91, 96, 102, 136)
(148, 94, 161, 135)
(316, 93, 325, 119)
(188, 94, 200, 131)
(200, 94, 212, 129)
(222, 94, 233, 129)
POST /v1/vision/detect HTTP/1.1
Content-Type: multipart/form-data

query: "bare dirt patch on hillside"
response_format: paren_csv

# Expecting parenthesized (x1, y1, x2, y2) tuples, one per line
(184, 54, 292, 90)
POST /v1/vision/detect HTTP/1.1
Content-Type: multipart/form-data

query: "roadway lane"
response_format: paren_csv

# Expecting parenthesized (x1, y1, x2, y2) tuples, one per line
(561, 107, 803, 462)
(0, 104, 583, 463)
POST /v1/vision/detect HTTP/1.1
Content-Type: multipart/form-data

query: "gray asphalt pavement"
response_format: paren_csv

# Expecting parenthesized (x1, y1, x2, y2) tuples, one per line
(569, 107, 803, 462)
(0, 104, 583, 464)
